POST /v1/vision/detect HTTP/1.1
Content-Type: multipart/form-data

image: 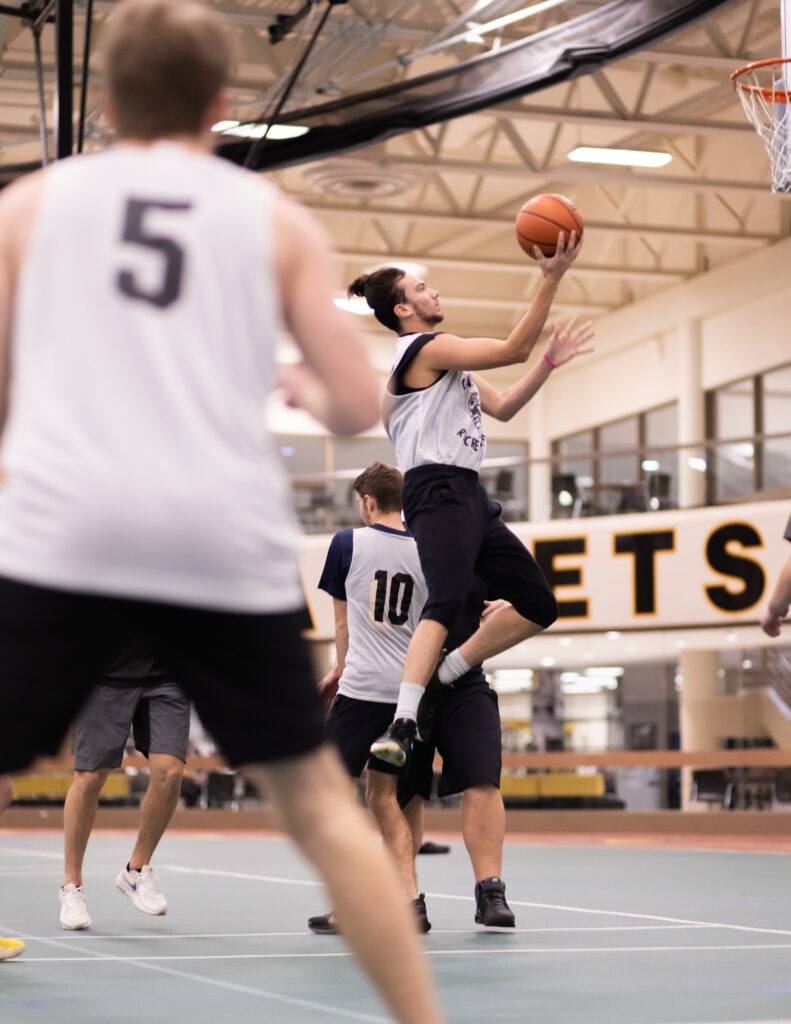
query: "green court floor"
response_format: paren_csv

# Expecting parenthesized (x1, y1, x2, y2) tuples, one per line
(1, 830, 790, 1023)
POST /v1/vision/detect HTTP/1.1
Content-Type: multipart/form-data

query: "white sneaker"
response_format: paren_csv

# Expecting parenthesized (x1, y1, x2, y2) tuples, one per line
(115, 864, 167, 916)
(59, 884, 91, 930)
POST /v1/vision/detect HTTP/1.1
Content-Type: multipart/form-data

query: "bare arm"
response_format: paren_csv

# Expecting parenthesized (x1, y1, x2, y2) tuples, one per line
(413, 232, 583, 378)
(317, 597, 349, 709)
(273, 196, 380, 436)
(0, 171, 45, 440)
(761, 552, 791, 637)
(474, 316, 594, 421)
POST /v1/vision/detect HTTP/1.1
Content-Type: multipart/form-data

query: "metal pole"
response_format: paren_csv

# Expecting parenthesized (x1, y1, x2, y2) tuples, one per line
(32, 26, 48, 167)
(77, 0, 94, 153)
(54, 0, 73, 160)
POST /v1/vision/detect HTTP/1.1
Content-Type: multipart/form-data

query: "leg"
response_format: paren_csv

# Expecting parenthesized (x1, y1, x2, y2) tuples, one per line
(0, 774, 12, 815)
(461, 784, 505, 880)
(257, 746, 444, 1024)
(63, 769, 110, 887)
(402, 794, 425, 857)
(457, 604, 544, 667)
(365, 769, 418, 899)
(401, 618, 448, 690)
(0, 774, 24, 960)
(128, 753, 184, 869)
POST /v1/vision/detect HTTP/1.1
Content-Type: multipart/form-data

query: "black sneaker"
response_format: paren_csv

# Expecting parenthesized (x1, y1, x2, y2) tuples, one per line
(308, 911, 339, 935)
(369, 718, 417, 768)
(417, 841, 450, 855)
(413, 893, 431, 933)
(474, 877, 515, 927)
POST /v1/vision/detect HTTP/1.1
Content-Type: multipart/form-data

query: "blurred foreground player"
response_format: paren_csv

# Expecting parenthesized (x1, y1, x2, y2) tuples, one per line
(0, 3, 443, 1020)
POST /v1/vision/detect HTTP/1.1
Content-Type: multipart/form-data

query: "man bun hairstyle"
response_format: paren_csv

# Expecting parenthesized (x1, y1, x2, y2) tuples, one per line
(352, 462, 403, 514)
(348, 268, 406, 334)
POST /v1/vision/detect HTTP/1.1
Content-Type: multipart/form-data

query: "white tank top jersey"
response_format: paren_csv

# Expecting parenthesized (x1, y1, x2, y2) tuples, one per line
(0, 142, 304, 613)
(319, 525, 427, 703)
(383, 332, 487, 473)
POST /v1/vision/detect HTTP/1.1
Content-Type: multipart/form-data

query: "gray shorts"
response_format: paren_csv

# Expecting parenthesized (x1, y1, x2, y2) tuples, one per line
(73, 679, 190, 771)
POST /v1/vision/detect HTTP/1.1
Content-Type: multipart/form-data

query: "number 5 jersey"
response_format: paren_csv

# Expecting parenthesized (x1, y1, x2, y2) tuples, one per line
(0, 141, 304, 614)
(318, 524, 428, 703)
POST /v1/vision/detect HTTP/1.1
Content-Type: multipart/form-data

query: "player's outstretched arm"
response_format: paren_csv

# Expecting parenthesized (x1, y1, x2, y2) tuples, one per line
(273, 196, 380, 436)
(416, 232, 583, 375)
(761, 552, 791, 637)
(474, 315, 594, 421)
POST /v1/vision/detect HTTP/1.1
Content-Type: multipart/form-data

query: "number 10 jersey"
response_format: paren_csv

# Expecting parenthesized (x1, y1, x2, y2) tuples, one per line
(318, 524, 428, 703)
(0, 142, 304, 613)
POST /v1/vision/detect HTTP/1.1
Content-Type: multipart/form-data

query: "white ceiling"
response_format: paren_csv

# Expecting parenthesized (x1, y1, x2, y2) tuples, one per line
(0, 0, 788, 343)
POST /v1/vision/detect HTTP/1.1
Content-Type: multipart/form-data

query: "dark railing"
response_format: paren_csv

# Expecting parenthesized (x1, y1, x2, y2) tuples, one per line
(284, 431, 791, 533)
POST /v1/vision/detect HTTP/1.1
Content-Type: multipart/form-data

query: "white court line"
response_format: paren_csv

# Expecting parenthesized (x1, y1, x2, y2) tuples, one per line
(26, 924, 716, 941)
(14, 942, 791, 963)
(0, 845, 62, 860)
(160, 865, 791, 939)
(7, 930, 390, 1024)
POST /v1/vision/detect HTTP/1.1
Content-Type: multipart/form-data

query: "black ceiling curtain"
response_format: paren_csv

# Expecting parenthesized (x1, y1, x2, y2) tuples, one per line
(219, 0, 738, 172)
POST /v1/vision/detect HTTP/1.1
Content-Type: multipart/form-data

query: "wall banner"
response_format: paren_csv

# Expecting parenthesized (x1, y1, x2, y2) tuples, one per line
(298, 500, 791, 640)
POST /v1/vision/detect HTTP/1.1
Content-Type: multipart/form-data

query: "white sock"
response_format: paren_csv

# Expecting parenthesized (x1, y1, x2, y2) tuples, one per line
(438, 649, 471, 684)
(394, 682, 424, 722)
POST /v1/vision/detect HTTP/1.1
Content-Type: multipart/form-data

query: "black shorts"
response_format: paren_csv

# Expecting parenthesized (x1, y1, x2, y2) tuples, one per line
(0, 576, 325, 774)
(399, 672, 502, 803)
(326, 695, 403, 778)
(402, 465, 557, 630)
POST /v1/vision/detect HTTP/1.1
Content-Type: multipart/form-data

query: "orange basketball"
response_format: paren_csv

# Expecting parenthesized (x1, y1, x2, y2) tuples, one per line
(515, 193, 583, 258)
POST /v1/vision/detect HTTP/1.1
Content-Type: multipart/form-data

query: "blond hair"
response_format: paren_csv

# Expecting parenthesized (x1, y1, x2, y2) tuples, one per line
(100, 0, 231, 140)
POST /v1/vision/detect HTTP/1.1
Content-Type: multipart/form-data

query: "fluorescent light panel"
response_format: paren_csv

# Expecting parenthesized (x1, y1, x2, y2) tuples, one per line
(568, 146, 672, 168)
(212, 121, 308, 140)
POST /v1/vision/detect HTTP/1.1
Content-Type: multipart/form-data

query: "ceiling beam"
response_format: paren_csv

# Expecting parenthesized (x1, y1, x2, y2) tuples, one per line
(335, 248, 688, 281)
(305, 199, 775, 245)
(493, 103, 753, 138)
(320, 154, 780, 198)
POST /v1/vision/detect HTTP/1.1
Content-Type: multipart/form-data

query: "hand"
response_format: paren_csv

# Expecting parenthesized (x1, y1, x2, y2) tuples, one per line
(534, 230, 583, 282)
(278, 361, 330, 422)
(481, 599, 511, 620)
(317, 668, 340, 711)
(761, 605, 786, 638)
(545, 316, 595, 368)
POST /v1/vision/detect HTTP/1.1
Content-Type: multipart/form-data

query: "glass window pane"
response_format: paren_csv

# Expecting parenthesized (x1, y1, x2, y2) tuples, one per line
(482, 441, 528, 522)
(763, 437, 791, 490)
(714, 378, 754, 440)
(599, 416, 639, 485)
(762, 364, 791, 435)
(644, 403, 678, 447)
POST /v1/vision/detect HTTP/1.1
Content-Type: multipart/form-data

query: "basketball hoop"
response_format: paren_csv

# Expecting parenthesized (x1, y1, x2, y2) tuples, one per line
(731, 57, 791, 193)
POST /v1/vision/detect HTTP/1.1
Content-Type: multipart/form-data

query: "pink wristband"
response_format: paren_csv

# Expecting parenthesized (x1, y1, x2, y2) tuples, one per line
(544, 352, 557, 370)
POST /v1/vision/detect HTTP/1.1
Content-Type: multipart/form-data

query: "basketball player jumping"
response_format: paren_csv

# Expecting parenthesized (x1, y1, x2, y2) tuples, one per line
(347, 241, 593, 765)
(0, 3, 442, 1020)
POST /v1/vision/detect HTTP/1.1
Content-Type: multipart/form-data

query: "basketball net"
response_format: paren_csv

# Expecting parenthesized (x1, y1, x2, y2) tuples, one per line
(732, 57, 791, 194)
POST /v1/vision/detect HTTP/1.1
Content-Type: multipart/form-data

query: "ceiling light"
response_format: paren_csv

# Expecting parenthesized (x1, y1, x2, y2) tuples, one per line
(211, 120, 308, 140)
(642, 459, 660, 472)
(605, 630, 620, 639)
(560, 637, 572, 647)
(687, 456, 707, 472)
(368, 261, 428, 278)
(541, 656, 556, 667)
(333, 296, 374, 316)
(568, 146, 672, 168)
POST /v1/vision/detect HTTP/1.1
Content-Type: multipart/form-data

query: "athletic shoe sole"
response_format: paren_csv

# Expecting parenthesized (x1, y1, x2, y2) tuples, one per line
(369, 740, 407, 768)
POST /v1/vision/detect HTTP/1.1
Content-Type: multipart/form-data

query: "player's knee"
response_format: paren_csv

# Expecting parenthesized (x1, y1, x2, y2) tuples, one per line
(72, 769, 105, 796)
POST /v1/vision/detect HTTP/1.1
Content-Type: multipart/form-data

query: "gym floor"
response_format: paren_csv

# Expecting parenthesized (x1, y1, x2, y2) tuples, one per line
(1, 829, 790, 1023)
